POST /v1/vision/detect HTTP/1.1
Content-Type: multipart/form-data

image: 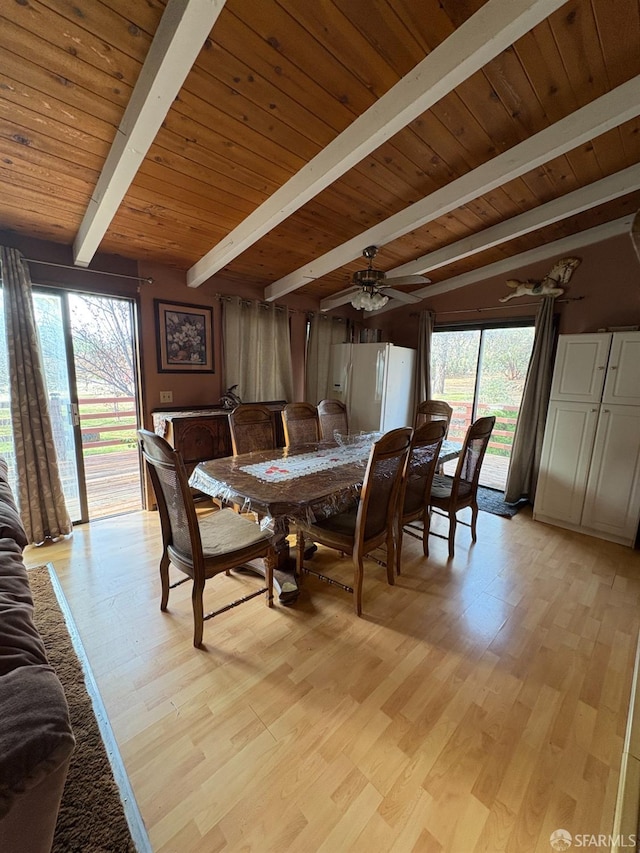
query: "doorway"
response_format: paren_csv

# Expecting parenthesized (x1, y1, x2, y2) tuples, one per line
(0, 288, 142, 523)
(431, 322, 536, 490)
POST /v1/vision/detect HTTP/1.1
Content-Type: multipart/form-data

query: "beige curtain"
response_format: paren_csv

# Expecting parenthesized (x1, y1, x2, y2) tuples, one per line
(413, 309, 435, 405)
(305, 314, 348, 403)
(504, 297, 557, 503)
(222, 296, 294, 402)
(0, 246, 72, 544)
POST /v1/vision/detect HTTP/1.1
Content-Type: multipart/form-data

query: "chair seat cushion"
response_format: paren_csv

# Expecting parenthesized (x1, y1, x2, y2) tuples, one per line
(199, 508, 268, 557)
(302, 506, 358, 552)
(313, 506, 357, 537)
(431, 474, 473, 501)
(431, 474, 454, 499)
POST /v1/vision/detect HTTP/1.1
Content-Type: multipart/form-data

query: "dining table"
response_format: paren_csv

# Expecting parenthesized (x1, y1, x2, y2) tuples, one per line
(189, 436, 462, 603)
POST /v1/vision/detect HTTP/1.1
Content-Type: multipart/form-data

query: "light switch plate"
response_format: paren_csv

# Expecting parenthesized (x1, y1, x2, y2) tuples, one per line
(160, 391, 173, 404)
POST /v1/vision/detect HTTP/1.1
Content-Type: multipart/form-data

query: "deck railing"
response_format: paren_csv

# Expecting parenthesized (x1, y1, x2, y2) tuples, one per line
(77, 396, 138, 450)
(7, 396, 521, 458)
(446, 402, 519, 456)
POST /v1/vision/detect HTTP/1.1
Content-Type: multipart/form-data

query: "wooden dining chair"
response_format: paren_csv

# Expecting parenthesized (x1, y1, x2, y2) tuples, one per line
(282, 402, 320, 447)
(413, 399, 454, 433)
(317, 399, 349, 440)
(295, 427, 412, 615)
(395, 420, 447, 575)
(228, 404, 276, 455)
(425, 415, 496, 559)
(137, 429, 275, 648)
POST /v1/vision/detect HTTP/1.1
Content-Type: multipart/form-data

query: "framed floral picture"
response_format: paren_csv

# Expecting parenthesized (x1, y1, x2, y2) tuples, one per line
(154, 300, 215, 373)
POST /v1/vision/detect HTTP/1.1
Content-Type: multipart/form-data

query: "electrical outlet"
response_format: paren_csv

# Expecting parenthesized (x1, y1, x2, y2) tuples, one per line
(160, 391, 173, 404)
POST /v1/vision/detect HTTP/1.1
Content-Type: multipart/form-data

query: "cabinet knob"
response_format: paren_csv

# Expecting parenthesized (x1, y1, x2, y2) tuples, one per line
(609, 365, 618, 370)
(597, 365, 605, 370)
(591, 408, 598, 412)
(603, 409, 610, 414)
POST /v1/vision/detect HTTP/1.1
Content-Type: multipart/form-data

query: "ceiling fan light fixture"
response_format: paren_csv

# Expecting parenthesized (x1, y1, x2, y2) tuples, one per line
(350, 245, 389, 310)
(350, 284, 389, 311)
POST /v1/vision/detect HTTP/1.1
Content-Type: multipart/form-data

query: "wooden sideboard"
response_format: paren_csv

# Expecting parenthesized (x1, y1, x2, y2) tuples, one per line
(151, 401, 287, 477)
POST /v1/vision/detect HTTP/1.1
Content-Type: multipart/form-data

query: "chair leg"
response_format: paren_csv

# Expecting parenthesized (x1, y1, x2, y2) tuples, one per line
(160, 551, 170, 611)
(386, 530, 395, 586)
(192, 580, 205, 648)
(265, 548, 275, 608)
(395, 517, 403, 576)
(447, 512, 456, 560)
(296, 529, 305, 578)
(353, 554, 364, 616)
(423, 509, 431, 557)
(471, 501, 479, 543)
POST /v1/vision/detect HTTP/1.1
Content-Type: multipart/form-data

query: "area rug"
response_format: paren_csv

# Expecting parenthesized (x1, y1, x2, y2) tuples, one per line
(477, 486, 529, 518)
(28, 565, 150, 853)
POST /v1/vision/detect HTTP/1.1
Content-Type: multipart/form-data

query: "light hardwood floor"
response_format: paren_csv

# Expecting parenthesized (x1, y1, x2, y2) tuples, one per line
(26, 506, 640, 852)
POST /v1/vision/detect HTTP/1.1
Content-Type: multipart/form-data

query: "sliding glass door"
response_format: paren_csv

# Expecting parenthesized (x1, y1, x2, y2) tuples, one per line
(0, 288, 142, 523)
(432, 322, 535, 490)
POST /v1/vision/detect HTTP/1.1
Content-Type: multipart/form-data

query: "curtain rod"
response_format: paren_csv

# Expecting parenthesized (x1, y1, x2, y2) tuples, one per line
(411, 296, 583, 317)
(23, 258, 153, 285)
(215, 293, 293, 312)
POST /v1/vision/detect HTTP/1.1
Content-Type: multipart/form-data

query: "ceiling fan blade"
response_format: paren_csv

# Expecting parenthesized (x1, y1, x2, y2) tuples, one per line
(381, 289, 423, 304)
(385, 274, 431, 286)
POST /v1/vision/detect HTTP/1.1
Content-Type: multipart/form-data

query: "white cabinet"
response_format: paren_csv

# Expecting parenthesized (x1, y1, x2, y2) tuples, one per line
(549, 333, 611, 403)
(534, 401, 599, 526)
(534, 331, 640, 547)
(581, 405, 640, 541)
(602, 333, 640, 405)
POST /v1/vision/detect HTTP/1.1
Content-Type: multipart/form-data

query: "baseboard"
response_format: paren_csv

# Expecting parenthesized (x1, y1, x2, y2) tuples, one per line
(612, 631, 640, 852)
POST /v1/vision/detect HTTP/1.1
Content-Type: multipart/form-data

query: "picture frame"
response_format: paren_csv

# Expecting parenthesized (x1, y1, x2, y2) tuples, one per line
(154, 299, 215, 373)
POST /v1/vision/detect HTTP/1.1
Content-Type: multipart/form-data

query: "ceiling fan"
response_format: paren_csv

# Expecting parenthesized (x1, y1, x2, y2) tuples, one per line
(350, 246, 430, 310)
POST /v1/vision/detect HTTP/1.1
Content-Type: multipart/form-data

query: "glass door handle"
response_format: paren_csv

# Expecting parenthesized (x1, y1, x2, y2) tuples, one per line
(70, 403, 80, 426)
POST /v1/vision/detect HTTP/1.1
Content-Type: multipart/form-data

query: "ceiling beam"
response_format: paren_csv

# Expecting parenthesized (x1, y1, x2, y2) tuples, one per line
(319, 163, 640, 311)
(370, 214, 636, 314)
(73, 0, 226, 267)
(187, 0, 567, 288)
(268, 75, 640, 302)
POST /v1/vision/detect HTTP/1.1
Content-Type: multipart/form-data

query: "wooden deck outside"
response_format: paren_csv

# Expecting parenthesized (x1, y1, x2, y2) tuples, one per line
(84, 449, 143, 519)
(83, 445, 511, 522)
(443, 451, 511, 492)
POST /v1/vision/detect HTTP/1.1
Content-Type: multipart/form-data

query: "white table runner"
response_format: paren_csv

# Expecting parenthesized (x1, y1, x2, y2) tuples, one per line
(240, 444, 370, 483)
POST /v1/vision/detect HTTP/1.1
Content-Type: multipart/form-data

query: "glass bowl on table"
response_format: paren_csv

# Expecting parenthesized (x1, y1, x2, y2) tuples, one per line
(333, 429, 382, 449)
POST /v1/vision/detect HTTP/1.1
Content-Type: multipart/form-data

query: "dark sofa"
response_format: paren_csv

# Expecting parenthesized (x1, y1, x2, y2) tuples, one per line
(0, 458, 76, 853)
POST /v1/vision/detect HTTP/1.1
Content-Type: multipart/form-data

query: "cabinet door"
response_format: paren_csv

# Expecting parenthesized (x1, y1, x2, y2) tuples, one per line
(602, 332, 640, 406)
(581, 404, 640, 544)
(534, 401, 598, 524)
(173, 418, 232, 465)
(550, 334, 611, 402)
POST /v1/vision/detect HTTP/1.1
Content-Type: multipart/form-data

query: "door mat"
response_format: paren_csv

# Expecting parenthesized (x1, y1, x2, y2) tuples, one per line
(477, 486, 529, 518)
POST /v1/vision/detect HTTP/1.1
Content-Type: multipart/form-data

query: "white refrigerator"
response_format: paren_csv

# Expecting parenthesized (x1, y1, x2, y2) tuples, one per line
(328, 343, 416, 433)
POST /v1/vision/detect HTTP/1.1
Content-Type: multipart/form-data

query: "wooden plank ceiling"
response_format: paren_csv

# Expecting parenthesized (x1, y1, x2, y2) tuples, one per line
(1, 0, 639, 312)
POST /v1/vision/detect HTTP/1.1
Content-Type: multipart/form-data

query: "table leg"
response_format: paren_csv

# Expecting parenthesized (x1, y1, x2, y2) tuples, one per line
(271, 516, 299, 602)
(236, 516, 299, 603)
